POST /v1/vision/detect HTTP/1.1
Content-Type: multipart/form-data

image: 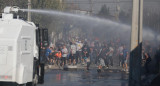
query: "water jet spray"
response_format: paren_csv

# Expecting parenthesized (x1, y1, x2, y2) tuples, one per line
(4, 6, 159, 47)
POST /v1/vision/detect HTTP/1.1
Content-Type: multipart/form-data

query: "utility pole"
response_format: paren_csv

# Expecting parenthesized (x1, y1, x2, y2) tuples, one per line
(129, 0, 143, 86)
(59, 0, 64, 10)
(89, 0, 93, 38)
(115, 0, 120, 21)
(28, 0, 31, 21)
(89, 0, 93, 15)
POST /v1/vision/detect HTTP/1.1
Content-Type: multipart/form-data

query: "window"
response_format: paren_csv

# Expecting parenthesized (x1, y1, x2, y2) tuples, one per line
(21, 38, 31, 52)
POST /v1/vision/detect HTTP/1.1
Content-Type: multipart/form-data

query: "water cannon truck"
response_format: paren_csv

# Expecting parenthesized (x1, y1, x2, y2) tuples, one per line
(0, 6, 48, 86)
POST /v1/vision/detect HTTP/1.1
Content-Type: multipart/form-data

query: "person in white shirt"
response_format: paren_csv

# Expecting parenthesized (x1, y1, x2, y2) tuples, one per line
(69, 42, 77, 65)
(61, 45, 68, 66)
(76, 41, 83, 64)
(117, 44, 123, 66)
(106, 46, 114, 67)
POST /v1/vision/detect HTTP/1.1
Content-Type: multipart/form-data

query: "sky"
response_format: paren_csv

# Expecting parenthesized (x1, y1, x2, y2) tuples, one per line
(65, 0, 160, 14)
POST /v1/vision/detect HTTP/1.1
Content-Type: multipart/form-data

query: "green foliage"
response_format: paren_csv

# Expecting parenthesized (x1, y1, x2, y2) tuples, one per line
(143, 9, 160, 32)
(0, 0, 28, 11)
(98, 4, 110, 18)
(119, 10, 132, 24)
(30, 0, 65, 35)
(0, 0, 65, 35)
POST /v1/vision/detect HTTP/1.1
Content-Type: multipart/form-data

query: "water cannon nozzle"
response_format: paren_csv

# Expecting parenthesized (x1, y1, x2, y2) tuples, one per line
(4, 6, 20, 13)
(11, 6, 20, 13)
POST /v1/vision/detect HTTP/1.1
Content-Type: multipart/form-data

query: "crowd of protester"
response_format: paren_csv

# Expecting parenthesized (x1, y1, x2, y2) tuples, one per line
(41, 38, 130, 71)
(141, 41, 160, 76)
(41, 37, 160, 74)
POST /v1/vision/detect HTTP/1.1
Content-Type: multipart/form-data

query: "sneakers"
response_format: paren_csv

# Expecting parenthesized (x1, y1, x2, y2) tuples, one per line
(82, 62, 85, 65)
(121, 68, 125, 71)
(105, 66, 109, 69)
(119, 62, 122, 67)
(126, 69, 129, 72)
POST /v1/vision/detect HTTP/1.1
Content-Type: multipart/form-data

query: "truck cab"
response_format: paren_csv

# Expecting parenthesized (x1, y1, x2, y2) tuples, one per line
(0, 6, 47, 86)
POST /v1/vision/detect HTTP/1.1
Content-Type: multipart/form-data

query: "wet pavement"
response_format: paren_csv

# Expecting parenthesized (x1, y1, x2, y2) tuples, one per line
(38, 69, 129, 86)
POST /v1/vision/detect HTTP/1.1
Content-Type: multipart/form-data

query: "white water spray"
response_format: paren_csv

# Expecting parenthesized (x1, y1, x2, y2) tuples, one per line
(20, 9, 130, 30)
(20, 9, 160, 43)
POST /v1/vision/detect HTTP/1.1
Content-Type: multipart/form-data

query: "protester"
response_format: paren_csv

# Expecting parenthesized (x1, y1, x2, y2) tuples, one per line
(144, 51, 151, 76)
(89, 47, 94, 64)
(86, 57, 91, 70)
(82, 42, 90, 65)
(45, 46, 52, 64)
(50, 47, 55, 65)
(61, 45, 68, 66)
(117, 44, 124, 66)
(55, 50, 62, 66)
(106, 44, 114, 68)
(76, 41, 83, 64)
(142, 49, 146, 66)
(97, 45, 107, 71)
(70, 42, 77, 65)
(122, 45, 129, 72)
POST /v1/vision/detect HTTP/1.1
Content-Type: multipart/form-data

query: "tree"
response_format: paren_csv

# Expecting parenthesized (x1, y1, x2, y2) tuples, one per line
(0, 0, 67, 40)
(30, 0, 66, 35)
(119, 10, 132, 24)
(98, 4, 110, 18)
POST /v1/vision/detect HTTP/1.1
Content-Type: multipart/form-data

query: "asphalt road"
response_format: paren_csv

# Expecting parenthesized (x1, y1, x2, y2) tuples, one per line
(38, 69, 129, 86)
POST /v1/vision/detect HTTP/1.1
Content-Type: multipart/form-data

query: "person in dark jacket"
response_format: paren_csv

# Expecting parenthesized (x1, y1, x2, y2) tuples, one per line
(144, 51, 151, 76)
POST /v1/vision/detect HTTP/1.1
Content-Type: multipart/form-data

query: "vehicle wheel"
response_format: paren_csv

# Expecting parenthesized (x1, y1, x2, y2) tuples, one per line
(33, 73, 38, 86)
(18, 84, 26, 86)
(26, 73, 38, 86)
(38, 63, 44, 84)
(26, 61, 38, 86)
(26, 82, 33, 86)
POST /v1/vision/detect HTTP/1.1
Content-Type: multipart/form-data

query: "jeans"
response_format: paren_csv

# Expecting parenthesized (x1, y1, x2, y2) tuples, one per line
(61, 57, 66, 66)
(76, 51, 82, 63)
(119, 55, 123, 66)
(107, 56, 113, 67)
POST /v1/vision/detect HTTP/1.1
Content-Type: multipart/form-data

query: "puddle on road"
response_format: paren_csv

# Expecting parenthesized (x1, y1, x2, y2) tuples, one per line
(41, 69, 128, 86)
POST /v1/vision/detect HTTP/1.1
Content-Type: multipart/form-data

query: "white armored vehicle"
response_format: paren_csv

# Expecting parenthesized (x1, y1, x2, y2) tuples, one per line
(0, 6, 48, 86)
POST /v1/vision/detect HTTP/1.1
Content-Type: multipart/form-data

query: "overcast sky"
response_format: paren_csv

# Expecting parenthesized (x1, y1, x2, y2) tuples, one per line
(65, 0, 160, 14)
